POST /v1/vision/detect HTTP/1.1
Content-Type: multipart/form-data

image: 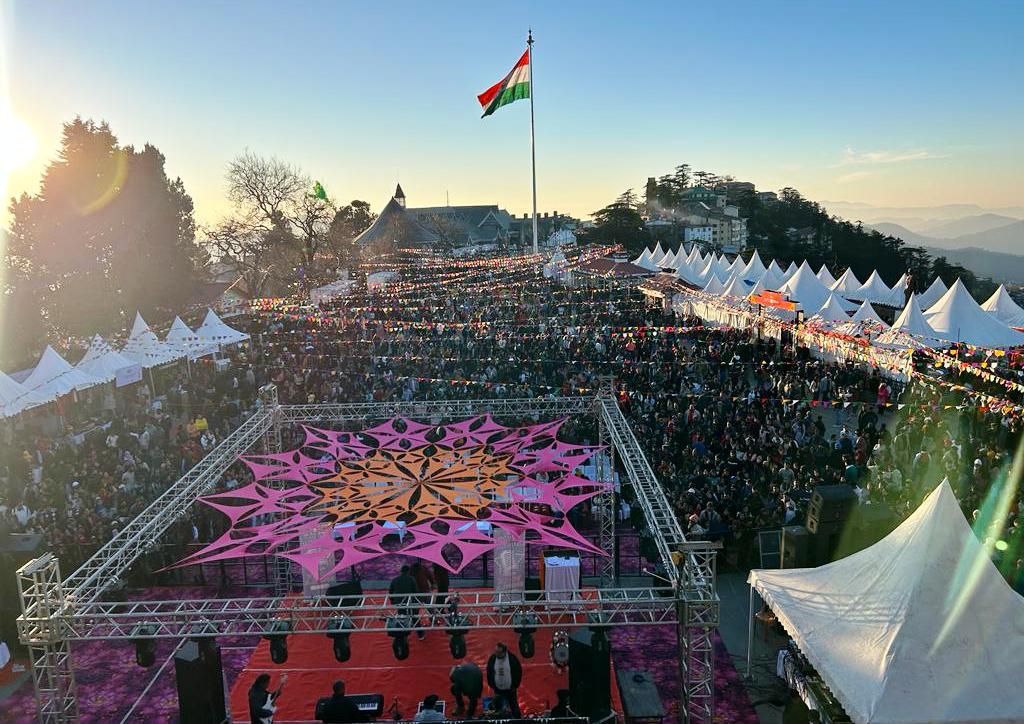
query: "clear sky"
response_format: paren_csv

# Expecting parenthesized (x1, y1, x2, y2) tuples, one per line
(2, 0, 1022, 226)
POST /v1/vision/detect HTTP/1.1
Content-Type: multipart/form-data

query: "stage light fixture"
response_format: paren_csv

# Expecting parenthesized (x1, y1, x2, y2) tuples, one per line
(264, 620, 293, 664)
(386, 614, 412, 661)
(444, 595, 470, 660)
(327, 615, 355, 663)
(513, 613, 539, 659)
(449, 632, 467, 659)
(131, 623, 158, 667)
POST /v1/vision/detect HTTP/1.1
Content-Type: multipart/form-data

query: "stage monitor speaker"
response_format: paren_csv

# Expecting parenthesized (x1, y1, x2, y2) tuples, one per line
(806, 484, 857, 535)
(175, 639, 227, 724)
(0, 533, 43, 654)
(780, 526, 810, 569)
(568, 628, 611, 720)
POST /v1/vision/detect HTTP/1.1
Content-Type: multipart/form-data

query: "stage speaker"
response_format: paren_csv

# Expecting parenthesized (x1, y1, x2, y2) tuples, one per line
(525, 576, 543, 601)
(568, 628, 611, 720)
(0, 533, 43, 654)
(780, 526, 810, 569)
(833, 502, 898, 559)
(806, 485, 857, 536)
(175, 639, 227, 724)
(325, 578, 363, 607)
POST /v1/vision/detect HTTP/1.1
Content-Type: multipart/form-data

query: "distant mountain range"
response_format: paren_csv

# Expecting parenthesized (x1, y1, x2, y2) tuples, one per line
(824, 201, 1023, 266)
(868, 220, 1023, 257)
(864, 221, 1024, 283)
(823, 201, 1024, 223)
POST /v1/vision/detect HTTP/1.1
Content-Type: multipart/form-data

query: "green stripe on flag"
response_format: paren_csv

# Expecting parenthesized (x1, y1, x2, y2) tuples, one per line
(482, 81, 530, 117)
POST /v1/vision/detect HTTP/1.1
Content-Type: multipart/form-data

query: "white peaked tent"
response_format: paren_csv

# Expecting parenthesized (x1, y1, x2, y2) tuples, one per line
(916, 276, 949, 310)
(880, 273, 909, 308)
(632, 247, 655, 267)
(195, 309, 250, 348)
(23, 346, 102, 399)
(782, 260, 798, 282)
(924, 279, 1024, 348)
(808, 293, 852, 325)
(649, 242, 667, 266)
(876, 293, 945, 348)
(830, 268, 863, 296)
(741, 249, 767, 281)
(673, 258, 701, 286)
(748, 481, 1024, 724)
(725, 254, 746, 277)
(698, 258, 725, 285)
(757, 263, 787, 292)
(849, 270, 894, 304)
(122, 313, 185, 368)
(0, 370, 50, 418)
(76, 335, 143, 386)
(659, 247, 679, 269)
(850, 300, 887, 326)
(686, 244, 703, 267)
(166, 316, 219, 360)
(981, 285, 1024, 327)
(632, 247, 660, 271)
(694, 250, 709, 272)
(712, 253, 731, 277)
(720, 273, 751, 299)
(779, 264, 834, 313)
(815, 263, 837, 288)
(838, 300, 889, 338)
(702, 274, 727, 295)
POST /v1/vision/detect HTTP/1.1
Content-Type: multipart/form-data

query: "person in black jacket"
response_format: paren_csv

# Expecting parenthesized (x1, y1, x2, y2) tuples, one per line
(315, 680, 368, 723)
(449, 661, 484, 716)
(249, 673, 286, 723)
(389, 565, 422, 638)
(485, 643, 522, 717)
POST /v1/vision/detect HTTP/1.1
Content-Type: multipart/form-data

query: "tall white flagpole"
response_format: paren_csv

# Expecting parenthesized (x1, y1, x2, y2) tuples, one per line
(528, 28, 538, 256)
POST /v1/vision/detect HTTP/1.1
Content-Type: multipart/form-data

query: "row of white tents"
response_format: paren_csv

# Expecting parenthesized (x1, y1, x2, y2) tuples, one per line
(0, 309, 249, 419)
(635, 244, 1024, 349)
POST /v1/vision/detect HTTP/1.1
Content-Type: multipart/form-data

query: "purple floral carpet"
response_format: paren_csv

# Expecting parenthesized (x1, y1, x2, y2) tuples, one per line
(0, 586, 264, 724)
(611, 626, 759, 723)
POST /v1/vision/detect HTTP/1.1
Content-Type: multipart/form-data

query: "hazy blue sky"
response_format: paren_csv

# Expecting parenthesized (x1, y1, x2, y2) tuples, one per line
(2, 0, 1022, 224)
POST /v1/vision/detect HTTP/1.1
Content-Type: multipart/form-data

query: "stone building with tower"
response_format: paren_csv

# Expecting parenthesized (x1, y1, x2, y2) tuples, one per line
(354, 184, 516, 252)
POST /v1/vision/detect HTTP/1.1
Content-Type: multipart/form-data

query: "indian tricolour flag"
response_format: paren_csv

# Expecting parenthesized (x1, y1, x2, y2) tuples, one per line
(477, 49, 530, 118)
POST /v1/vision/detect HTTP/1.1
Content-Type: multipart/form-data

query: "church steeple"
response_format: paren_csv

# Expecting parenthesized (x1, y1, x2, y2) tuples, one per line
(394, 183, 406, 208)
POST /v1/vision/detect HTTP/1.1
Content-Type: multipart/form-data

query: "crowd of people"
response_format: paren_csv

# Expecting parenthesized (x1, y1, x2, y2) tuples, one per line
(2, 257, 1022, 609)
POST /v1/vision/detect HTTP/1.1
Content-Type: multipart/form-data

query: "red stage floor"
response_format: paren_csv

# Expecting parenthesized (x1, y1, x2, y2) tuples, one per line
(229, 623, 622, 723)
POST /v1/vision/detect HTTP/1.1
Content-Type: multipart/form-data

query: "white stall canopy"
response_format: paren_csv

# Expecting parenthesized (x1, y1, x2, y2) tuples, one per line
(749, 481, 1024, 724)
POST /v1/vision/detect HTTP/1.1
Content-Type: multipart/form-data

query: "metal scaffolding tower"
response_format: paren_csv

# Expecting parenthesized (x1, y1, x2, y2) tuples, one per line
(17, 390, 718, 723)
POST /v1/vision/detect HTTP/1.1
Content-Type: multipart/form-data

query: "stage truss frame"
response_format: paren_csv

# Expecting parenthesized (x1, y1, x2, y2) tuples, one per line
(18, 389, 719, 723)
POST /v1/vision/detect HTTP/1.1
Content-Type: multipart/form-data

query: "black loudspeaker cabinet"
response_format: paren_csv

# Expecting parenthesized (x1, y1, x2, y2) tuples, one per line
(568, 628, 612, 720)
(525, 576, 543, 601)
(325, 578, 363, 607)
(175, 639, 227, 724)
(806, 485, 857, 535)
(780, 526, 810, 569)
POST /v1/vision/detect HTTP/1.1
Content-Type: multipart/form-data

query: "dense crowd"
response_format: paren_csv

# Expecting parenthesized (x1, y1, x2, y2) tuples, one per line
(1, 262, 1021, 594)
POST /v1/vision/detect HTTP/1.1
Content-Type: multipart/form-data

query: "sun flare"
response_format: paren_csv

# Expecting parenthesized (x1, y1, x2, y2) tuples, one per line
(0, 110, 37, 176)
